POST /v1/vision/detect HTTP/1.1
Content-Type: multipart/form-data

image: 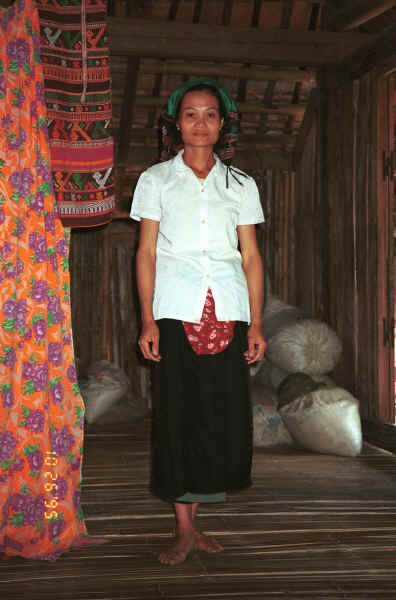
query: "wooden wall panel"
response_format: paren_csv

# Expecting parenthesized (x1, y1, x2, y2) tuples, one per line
(354, 72, 379, 421)
(263, 169, 296, 305)
(325, 68, 387, 421)
(293, 99, 327, 322)
(69, 226, 107, 374)
(326, 77, 357, 394)
(292, 67, 386, 421)
(69, 221, 147, 414)
(294, 123, 319, 317)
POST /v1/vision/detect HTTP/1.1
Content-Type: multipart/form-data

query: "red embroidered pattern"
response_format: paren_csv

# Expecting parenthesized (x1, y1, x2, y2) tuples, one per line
(183, 289, 235, 355)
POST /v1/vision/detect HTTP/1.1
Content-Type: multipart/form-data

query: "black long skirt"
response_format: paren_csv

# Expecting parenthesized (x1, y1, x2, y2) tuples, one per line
(151, 319, 252, 502)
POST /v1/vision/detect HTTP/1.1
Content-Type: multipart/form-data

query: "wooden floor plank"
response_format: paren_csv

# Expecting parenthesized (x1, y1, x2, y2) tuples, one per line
(2, 418, 396, 599)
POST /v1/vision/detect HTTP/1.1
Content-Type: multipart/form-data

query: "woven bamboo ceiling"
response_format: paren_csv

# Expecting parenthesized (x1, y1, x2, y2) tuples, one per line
(108, 0, 396, 214)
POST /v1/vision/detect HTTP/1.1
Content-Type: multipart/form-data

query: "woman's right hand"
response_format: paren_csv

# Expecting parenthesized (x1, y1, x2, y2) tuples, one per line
(138, 321, 162, 362)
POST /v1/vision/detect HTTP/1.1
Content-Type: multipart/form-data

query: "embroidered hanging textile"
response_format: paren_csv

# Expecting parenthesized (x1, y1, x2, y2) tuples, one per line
(0, 0, 100, 560)
(37, 0, 114, 228)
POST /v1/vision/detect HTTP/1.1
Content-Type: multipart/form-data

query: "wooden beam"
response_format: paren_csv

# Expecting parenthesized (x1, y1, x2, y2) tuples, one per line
(119, 128, 296, 148)
(168, 0, 180, 21)
(118, 146, 293, 171)
(330, 23, 396, 84)
(332, 1, 396, 31)
(238, 134, 296, 147)
(140, 62, 316, 83)
(281, 0, 295, 29)
(362, 419, 396, 454)
(114, 95, 306, 117)
(116, 56, 140, 215)
(252, 0, 325, 2)
(221, 0, 233, 26)
(192, 0, 203, 24)
(118, 57, 140, 165)
(256, 0, 294, 135)
(293, 88, 320, 165)
(284, 0, 319, 139)
(238, 140, 295, 152)
(236, 150, 294, 171)
(255, 0, 324, 2)
(108, 17, 375, 66)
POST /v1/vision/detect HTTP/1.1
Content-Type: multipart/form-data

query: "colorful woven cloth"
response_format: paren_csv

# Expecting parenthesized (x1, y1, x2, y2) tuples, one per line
(0, 0, 101, 560)
(37, 0, 114, 228)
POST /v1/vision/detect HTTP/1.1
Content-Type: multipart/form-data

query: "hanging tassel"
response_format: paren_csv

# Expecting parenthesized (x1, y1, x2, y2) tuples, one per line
(226, 165, 248, 188)
(80, 0, 88, 104)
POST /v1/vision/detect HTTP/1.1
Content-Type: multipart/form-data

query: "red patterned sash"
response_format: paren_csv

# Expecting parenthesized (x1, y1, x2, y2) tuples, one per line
(183, 289, 235, 355)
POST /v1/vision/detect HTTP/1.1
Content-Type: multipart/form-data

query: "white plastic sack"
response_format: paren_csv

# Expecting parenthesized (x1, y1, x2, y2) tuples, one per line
(279, 387, 362, 457)
(253, 358, 289, 389)
(251, 381, 294, 447)
(251, 357, 271, 384)
(265, 319, 342, 375)
(250, 296, 303, 377)
(253, 404, 294, 448)
(262, 295, 303, 340)
(81, 360, 130, 424)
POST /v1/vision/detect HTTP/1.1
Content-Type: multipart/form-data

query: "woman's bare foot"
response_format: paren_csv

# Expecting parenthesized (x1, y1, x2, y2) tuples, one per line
(194, 531, 224, 553)
(158, 531, 196, 565)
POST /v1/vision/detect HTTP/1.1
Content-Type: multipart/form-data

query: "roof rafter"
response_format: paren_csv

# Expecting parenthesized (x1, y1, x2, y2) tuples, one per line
(119, 147, 293, 171)
(140, 63, 316, 83)
(127, 128, 296, 148)
(330, 1, 396, 31)
(114, 95, 306, 117)
(258, 0, 295, 135)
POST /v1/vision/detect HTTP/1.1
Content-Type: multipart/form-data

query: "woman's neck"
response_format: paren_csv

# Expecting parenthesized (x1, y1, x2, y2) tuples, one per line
(182, 147, 216, 178)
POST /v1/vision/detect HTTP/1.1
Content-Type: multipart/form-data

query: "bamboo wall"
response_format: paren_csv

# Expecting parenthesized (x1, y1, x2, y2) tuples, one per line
(265, 101, 326, 319)
(287, 67, 392, 423)
(69, 220, 148, 415)
(294, 111, 329, 321)
(325, 70, 380, 418)
(258, 62, 396, 431)
(265, 169, 296, 305)
(67, 70, 391, 427)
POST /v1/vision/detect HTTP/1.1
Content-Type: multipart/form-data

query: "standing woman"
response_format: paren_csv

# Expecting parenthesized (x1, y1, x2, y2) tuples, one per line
(130, 78, 266, 565)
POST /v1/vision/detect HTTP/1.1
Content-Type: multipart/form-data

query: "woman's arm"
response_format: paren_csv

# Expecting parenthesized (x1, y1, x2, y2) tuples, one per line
(237, 224, 267, 364)
(136, 218, 162, 362)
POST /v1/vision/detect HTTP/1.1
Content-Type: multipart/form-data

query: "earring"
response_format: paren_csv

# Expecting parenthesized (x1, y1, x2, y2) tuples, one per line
(176, 125, 180, 131)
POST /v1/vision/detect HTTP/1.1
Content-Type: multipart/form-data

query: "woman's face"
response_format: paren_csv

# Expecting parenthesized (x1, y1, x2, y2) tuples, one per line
(177, 90, 224, 150)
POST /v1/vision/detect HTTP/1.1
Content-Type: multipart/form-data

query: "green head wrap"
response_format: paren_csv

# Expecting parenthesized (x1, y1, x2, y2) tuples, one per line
(167, 77, 238, 118)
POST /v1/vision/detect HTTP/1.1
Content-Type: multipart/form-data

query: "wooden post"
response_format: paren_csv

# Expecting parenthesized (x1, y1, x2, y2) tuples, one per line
(376, 74, 395, 423)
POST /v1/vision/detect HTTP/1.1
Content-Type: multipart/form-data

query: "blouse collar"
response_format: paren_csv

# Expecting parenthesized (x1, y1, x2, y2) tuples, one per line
(173, 149, 224, 179)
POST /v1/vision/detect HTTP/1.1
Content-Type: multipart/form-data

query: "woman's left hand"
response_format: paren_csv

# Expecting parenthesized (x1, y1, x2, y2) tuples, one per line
(244, 324, 267, 364)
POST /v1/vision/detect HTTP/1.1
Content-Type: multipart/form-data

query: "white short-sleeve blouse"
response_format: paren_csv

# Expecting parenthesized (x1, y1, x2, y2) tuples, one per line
(130, 150, 264, 324)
